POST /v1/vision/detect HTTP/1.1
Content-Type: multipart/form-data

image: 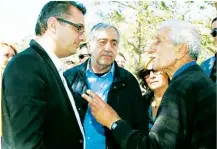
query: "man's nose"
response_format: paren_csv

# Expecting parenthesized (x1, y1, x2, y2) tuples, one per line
(104, 43, 112, 52)
(149, 71, 156, 78)
(147, 43, 156, 54)
(79, 32, 86, 42)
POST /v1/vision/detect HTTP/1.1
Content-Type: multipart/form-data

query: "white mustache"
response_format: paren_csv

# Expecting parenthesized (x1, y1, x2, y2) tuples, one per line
(102, 52, 113, 57)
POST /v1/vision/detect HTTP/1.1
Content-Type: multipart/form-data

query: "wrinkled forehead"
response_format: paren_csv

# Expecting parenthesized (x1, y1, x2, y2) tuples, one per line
(92, 28, 119, 42)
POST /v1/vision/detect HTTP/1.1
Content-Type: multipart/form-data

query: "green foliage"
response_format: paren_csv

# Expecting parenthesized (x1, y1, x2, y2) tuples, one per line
(93, 1, 216, 73)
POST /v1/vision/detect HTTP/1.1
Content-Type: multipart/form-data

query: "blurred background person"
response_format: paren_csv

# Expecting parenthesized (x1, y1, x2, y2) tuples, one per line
(0, 42, 17, 146)
(211, 17, 217, 45)
(0, 42, 17, 72)
(115, 52, 126, 68)
(136, 58, 169, 130)
(65, 60, 76, 69)
(200, 17, 217, 83)
(78, 42, 91, 64)
(62, 57, 77, 70)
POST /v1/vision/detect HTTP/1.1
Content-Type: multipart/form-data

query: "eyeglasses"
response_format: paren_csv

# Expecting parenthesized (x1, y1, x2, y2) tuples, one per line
(79, 54, 91, 59)
(211, 28, 217, 37)
(143, 69, 162, 79)
(56, 18, 84, 35)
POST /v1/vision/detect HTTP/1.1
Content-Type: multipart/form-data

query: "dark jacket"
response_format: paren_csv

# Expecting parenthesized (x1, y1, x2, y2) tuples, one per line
(64, 60, 149, 149)
(110, 64, 216, 149)
(200, 54, 216, 83)
(2, 40, 83, 149)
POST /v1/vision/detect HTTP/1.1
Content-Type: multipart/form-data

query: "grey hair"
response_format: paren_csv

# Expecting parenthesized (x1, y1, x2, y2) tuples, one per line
(160, 19, 201, 60)
(89, 22, 120, 43)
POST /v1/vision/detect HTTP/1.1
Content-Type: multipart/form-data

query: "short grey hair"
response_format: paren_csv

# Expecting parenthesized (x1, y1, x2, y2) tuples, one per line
(89, 22, 120, 43)
(160, 19, 201, 60)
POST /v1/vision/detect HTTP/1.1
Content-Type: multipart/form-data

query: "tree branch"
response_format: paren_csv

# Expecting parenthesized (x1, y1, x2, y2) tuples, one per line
(111, 1, 136, 10)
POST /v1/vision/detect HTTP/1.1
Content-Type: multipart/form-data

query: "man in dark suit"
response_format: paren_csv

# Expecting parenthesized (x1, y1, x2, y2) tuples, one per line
(200, 17, 217, 83)
(82, 20, 216, 149)
(2, 1, 86, 149)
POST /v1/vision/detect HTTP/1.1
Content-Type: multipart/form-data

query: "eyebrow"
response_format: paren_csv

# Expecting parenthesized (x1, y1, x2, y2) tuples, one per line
(98, 38, 118, 42)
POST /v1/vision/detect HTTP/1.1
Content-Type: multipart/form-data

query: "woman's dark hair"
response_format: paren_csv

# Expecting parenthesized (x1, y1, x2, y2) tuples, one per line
(136, 68, 150, 91)
(35, 1, 86, 35)
(135, 58, 170, 91)
(135, 58, 153, 91)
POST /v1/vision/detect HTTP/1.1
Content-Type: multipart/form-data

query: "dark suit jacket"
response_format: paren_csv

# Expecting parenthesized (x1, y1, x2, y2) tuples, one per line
(111, 64, 216, 149)
(200, 55, 215, 77)
(200, 54, 216, 83)
(2, 40, 83, 149)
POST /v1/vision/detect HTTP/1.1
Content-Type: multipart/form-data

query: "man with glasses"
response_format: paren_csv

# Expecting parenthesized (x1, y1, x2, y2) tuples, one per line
(64, 23, 148, 149)
(201, 17, 217, 83)
(2, 1, 86, 149)
(81, 20, 216, 149)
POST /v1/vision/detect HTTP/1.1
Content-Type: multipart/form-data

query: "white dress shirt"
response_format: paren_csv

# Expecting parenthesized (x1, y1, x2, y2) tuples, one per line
(43, 48, 85, 149)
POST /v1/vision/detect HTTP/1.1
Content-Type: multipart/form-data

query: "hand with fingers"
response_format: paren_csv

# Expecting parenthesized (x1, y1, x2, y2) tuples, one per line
(82, 90, 121, 129)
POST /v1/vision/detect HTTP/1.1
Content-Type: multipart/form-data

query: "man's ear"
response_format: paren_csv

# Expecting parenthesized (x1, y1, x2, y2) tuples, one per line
(176, 43, 188, 59)
(47, 17, 57, 34)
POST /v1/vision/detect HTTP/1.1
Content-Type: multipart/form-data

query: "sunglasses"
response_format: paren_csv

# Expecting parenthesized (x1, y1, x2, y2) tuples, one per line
(56, 18, 85, 35)
(79, 54, 91, 59)
(143, 69, 162, 79)
(211, 28, 217, 37)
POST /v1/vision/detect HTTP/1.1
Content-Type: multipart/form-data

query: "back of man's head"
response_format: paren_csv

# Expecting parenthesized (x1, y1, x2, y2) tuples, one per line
(160, 19, 201, 60)
(35, 1, 86, 36)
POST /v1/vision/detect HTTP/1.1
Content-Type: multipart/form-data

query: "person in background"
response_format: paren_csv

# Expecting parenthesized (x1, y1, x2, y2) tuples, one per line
(115, 52, 126, 68)
(0, 42, 17, 147)
(0, 42, 17, 72)
(82, 19, 216, 149)
(136, 57, 169, 130)
(78, 43, 91, 64)
(200, 17, 217, 83)
(64, 22, 148, 149)
(2, 1, 87, 149)
(65, 60, 76, 69)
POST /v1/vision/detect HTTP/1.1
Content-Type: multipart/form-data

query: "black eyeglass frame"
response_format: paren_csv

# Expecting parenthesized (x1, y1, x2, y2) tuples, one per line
(211, 28, 217, 37)
(56, 18, 84, 35)
(143, 69, 162, 79)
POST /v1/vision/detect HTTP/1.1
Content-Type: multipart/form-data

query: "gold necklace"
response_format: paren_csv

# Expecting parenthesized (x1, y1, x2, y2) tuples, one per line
(151, 100, 161, 108)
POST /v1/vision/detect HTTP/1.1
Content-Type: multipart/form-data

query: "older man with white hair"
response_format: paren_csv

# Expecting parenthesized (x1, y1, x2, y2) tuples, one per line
(82, 19, 216, 149)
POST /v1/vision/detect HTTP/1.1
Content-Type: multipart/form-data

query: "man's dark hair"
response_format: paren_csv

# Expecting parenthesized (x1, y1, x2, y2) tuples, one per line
(211, 17, 217, 24)
(35, 1, 86, 36)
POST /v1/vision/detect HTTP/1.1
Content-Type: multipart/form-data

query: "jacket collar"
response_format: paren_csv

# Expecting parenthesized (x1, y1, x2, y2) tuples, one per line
(77, 59, 124, 83)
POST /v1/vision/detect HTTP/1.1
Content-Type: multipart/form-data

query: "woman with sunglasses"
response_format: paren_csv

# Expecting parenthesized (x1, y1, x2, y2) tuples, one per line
(137, 58, 170, 130)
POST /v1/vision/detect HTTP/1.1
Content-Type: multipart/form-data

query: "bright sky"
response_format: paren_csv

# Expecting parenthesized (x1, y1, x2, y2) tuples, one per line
(0, 1, 215, 43)
(0, 0, 102, 43)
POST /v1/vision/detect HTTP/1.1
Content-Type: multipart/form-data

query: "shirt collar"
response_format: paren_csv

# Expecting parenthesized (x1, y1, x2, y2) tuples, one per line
(172, 61, 197, 79)
(43, 48, 63, 72)
(86, 59, 115, 77)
